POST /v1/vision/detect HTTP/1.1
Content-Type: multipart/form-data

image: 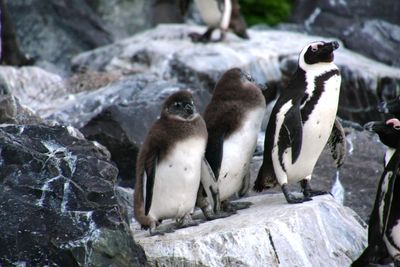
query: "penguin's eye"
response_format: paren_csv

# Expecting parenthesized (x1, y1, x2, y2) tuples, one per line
(394, 125, 400, 130)
(311, 46, 318, 52)
(174, 102, 183, 108)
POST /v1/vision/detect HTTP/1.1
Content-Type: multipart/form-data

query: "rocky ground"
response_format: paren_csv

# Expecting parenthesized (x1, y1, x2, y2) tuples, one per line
(1, 0, 400, 265)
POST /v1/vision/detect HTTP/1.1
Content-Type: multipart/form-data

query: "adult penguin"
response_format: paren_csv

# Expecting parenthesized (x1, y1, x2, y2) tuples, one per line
(353, 118, 400, 266)
(254, 40, 346, 204)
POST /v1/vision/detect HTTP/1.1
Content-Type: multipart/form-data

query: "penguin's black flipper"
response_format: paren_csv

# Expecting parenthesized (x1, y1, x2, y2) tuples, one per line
(382, 149, 400, 239)
(144, 154, 158, 216)
(205, 134, 224, 179)
(279, 106, 303, 164)
(328, 118, 347, 168)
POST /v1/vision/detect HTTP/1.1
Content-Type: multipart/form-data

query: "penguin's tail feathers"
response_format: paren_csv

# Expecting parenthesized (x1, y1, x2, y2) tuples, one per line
(253, 167, 278, 192)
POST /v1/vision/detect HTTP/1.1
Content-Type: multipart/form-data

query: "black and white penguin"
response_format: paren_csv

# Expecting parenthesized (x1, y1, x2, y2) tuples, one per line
(254, 40, 346, 204)
(352, 118, 400, 267)
(181, 0, 248, 42)
(134, 90, 208, 235)
(201, 68, 267, 213)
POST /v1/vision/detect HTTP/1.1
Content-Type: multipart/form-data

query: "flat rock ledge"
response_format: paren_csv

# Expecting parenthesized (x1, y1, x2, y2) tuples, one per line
(132, 194, 366, 267)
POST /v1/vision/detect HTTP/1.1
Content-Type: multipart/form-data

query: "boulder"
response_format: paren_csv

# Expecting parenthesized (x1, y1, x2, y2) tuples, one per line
(71, 24, 400, 126)
(6, 0, 113, 74)
(290, 0, 400, 67)
(0, 124, 146, 266)
(132, 194, 367, 267)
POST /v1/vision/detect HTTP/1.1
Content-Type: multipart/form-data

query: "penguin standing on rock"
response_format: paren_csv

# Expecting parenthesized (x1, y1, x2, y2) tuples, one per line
(180, 0, 249, 42)
(134, 91, 208, 235)
(352, 118, 400, 267)
(201, 68, 267, 214)
(254, 41, 346, 204)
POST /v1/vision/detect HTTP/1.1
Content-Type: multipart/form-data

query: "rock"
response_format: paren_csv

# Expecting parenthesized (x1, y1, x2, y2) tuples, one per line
(6, 0, 113, 74)
(290, 0, 400, 67)
(0, 124, 146, 266)
(85, 0, 153, 40)
(132, 194, 366, 267)
(71, 24, 400, 126)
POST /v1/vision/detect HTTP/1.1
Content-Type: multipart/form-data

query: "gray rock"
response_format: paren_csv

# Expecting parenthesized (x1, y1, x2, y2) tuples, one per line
(132, 194, 366, 267)
(6, 0, 113, 74)
(71, 24, 400, 125)
(0, 124, 146, 266)
(290, 0, 400, 67)
(85, 0, 153, 40)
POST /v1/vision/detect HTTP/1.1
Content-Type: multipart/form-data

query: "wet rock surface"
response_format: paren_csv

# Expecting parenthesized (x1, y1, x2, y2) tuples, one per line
(0, 124, 145, 266)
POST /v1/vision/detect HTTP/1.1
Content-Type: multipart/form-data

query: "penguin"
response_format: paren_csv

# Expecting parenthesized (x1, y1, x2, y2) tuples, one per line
(181, 0, 249, 42)
(201, 68, 267, 213)
(352, 118, 400, 267)
(134, 90, 208, 235)
(254, 40, 346, 204)
(379, 96, 400, 119)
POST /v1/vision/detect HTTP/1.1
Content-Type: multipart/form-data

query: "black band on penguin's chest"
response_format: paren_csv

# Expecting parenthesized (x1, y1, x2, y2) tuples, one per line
(301, 69, 340, 123)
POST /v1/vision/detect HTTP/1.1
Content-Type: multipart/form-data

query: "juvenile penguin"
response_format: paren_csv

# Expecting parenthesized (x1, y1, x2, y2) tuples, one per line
(203, 68, 266, 212)
(254, 41, 345, 204)
(134, 91, 207, 235)
(353, 118, 400, 267)
(181, 0, 248, 42)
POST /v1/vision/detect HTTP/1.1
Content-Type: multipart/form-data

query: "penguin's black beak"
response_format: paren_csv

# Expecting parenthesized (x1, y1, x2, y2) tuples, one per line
(331, 41, 339, 50)
(363, 121, 386, 133)
(185, 103, 195, 115)
(322, 41, 339, 54)
(378, 101, 389, 113)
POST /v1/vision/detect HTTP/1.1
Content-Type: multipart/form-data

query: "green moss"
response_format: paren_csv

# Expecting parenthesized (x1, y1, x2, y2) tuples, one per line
(240, 0, 295, 26)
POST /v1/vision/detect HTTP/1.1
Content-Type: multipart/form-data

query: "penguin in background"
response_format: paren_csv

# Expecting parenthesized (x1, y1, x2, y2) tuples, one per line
(134, 90, 213, 235)
(180, 0, 249, 42)
(254, 40, 346, 204)
(200, 68, 267, 215)
(352, 118, 400, 267)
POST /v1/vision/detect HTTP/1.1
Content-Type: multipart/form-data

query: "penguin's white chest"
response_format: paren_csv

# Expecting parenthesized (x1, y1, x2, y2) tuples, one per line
(148, 137, 206, 220)
(218, 107, 266, 200)
(274, 73, 341, 184)
(384, 219, 400, 260)
(195, 0, 231, 29)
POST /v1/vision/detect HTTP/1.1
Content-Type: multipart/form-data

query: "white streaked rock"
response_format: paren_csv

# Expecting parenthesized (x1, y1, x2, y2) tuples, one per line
(132, 193, 366, 267)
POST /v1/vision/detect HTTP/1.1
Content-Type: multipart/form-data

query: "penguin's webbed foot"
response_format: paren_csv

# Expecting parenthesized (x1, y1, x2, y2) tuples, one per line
(149, 225, 175, 236)
(189, 28, 214, 43)
(228, 201, 253, 210)
(176, 213, 199, 229)
(300, 179, 328, 198)
(201, 205, 236, 220)
(222, 200, 252, 212)
(282, 184, 312, 204)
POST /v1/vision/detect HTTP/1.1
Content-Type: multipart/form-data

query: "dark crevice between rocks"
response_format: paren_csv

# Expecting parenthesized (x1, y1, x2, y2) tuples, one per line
(80, 110, 139, 189)
(266, 228, 280, 264)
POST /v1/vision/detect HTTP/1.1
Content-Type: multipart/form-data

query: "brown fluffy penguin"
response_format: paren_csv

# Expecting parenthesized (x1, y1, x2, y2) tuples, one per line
(202, 68, 266, 213)
(134, 90, 207, 235)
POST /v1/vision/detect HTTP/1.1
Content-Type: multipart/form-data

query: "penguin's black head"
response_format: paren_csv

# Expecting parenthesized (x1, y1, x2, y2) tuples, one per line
(378, 95, 400, 117)
(300, 41, 339, 66)
(364, 118, 400, 148)
(162, 90, 197, 121)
